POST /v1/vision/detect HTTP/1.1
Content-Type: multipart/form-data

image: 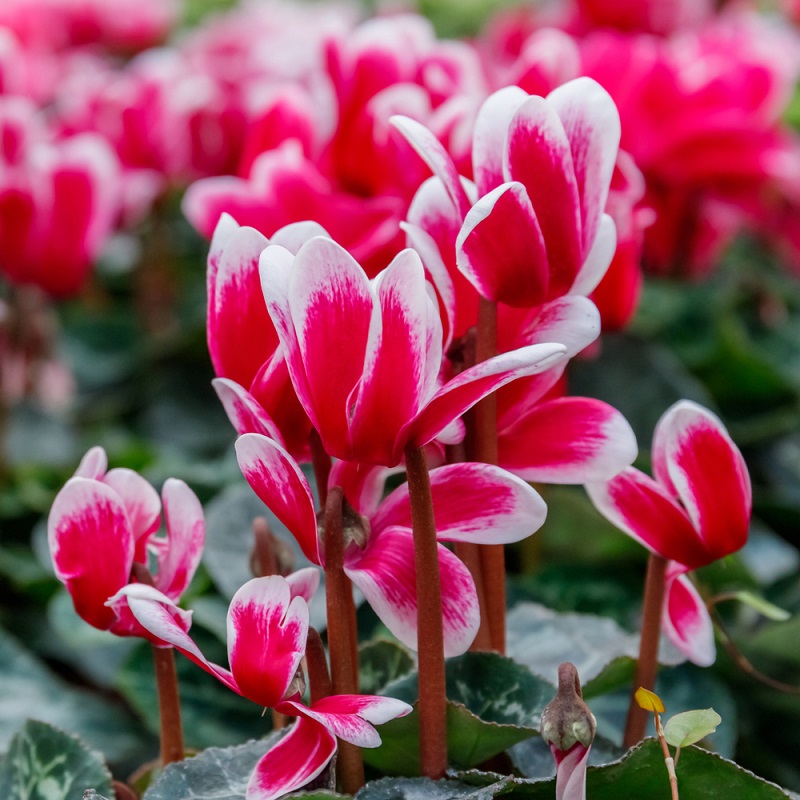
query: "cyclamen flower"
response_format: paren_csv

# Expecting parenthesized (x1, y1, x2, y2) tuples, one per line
(236, 432, 548, 656)
(47, 447, 204, 639)
(260, 235, 567, 466)
(586, 401, 752, 665)
(118, 575, 411, 800)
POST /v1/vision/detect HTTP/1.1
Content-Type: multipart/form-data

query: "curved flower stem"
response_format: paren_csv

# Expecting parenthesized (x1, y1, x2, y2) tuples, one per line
(474, 297, 505, 654)
(152, 645, 185, 765)
(404, 444, 448, 779)
(624, 553, 668, 747)
(323, 486, 364, 794)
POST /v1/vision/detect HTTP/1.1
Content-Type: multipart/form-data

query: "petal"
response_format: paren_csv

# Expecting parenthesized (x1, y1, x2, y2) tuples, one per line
(246, 716, 336, 800)
(389, 115, 471, 218)
(208, 223, 276, 388)
(48, 477, 134, 631)
(403, 343, 567, 460)
(569, 213, 616, 297)
(349, 249, 438, 465)
(652, 401, 751, 562)
(585, 468, 709, 567)
(505, 96, 582, 294)
(270, 221, 331, 254)
(102, 467, 162, 555)
(553, 742, 590, 800)
(510, 295, 601, 359)
(472, 86, 529, 196)
(345, 526, 479, 657)
(278, 695, 411, 748)
(328, 460, 397, 518)
(372, 462, 547, 544)
(212, 377, 285, 442)
(499, 397, 638, 484)
(115, 584, 237, 688)
(227, 576, 309, 708)
(235, 433, 319, 564)
(662, 566, 715, 667)
(73, 446, 107, 480)
(456, 182, 549, 308)
(153, 479, 205, 600)
(285, 567, 321, 604)
(547, 77, 620, 258)
(287, 237, 375, 459)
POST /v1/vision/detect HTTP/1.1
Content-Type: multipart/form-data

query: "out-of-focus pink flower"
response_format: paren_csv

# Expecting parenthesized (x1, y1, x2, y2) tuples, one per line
(0, 97, 120, 297)
(586, 400, 752, 665)
(236, 433, 548, 655)
(0, 0, 181, 53)
(259, 234, 566, 466)
(572, 0, 714, 36)
(119, 574, 411, 800)
(47, 447, 204, 639)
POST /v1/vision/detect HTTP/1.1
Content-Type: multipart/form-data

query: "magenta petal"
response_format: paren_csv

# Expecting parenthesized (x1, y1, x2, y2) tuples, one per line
(212, 378, 285, 442)
(208, 223, 275, 388)
(499, 397, 638, 484)
(227, 576, 309, 708)
(510, 295, 601, 359)
(350, 249, 436, 465)
(74, 446, 107, 480)
(246, 716, 336, 800)
(662, 566, 715, 667)
(102, 467, 162, 549)
(373, 462, 547, 544)
(345, 526, 479, 656)
(472, 86, 528, 195)
(287, 237, 374, 460)
(153, 479, 205, 600)
(404, 343, 567, 459)
(328, 460, 396, 518)
(285, 567, 321, 604)
(570, 213, 616, 296)
(457, 182, 549, 308)
(652, 401, 751, 562)
(48, 477, 134, 631)
(505, 96, 582, 294)
(547, 77, 620, 258)
(235, 433, 319, 564)
(278, 695, 411, 747)
(390, 115, 471, 218)
(585, 468, 710, 567)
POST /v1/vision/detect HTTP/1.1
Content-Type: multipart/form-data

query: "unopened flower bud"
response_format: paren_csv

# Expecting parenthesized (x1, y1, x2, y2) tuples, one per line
(541, 662, 596, 752)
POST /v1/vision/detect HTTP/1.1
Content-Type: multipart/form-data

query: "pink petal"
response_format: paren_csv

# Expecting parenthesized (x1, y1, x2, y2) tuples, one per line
(505, 96, 582, 295)
(662, 565, 715, 667)
(389, 115, 471, 218)
(285, 567, 321, 604)
(212, 377, 285, 442)
(208, 222, 275, 388)
(48, 478, 134, 631)
(235, 433, 319, 564)
(287, 237, 375, 460)
(349, 249, 437, 465)
(499, 397, 638, 484)
(328, 460, 397, 518)
(553, 742, 590, 800)
(344, 526, 479, 657)
(569, 213, 616, 297)
(585, 468, 710, 567)
(102, 467, 162, 556)
(373, 462, 547, 544)
(547, 77, 620, 259)
(153, 479, 205, 600)
(271, 221, 331, 254)
(456, 182, 549, 308)
(114, 584, 237, 687)
(246, 716, 336, 800)
(227, 576, 309, 708)
(472, 86, 528, 196)
(278, 695, 411, 748)
(652, 401, 751, 563)
(74, 446, 107, 480)
(403, 343, 567, 461)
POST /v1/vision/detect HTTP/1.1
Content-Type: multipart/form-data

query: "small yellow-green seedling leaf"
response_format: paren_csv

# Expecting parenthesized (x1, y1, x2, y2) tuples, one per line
(664, 708, 722, 748)
(733, 591, 791, 622)
(634, 687, 665, 713)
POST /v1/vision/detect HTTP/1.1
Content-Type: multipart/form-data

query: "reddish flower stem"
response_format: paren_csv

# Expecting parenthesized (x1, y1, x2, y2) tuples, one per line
(404, 444, 448, 779)
(306, 627, 333, 704)
(151, 645, 185, 765)
(309, 428, 332, 508)
(624, 553, 668, 747)
(473, 297, 505, 654)
(323, 485, 364, 793)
